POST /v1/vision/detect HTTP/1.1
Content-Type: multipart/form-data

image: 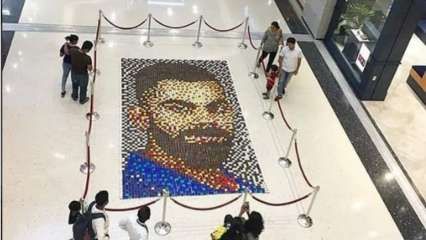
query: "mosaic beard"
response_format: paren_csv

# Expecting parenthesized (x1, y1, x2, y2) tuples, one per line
(149, 123, 234, 170)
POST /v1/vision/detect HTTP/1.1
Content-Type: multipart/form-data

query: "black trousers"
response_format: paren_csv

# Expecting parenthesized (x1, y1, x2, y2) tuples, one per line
(71, 73, 89, 102)
(259, 51, 277, 73)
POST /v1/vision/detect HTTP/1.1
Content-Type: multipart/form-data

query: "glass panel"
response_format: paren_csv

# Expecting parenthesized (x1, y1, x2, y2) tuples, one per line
(331, 0, 394, 79)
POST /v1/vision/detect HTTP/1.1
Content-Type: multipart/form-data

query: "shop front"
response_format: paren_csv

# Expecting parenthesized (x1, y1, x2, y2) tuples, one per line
(324, 0, 426, 100)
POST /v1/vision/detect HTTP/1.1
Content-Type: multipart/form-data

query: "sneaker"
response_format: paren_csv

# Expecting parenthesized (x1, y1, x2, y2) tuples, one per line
(263, 95, 270, 100)
(274, 96, 282, 101)
(262, 92, 268, 96)
(72, 96, 78, 101)
(61, 91, 66, 98)
(79, 97, 90, 104)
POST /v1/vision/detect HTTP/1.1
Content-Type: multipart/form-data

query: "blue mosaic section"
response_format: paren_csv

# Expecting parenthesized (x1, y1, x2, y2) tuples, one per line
(123, 153, 265, 198)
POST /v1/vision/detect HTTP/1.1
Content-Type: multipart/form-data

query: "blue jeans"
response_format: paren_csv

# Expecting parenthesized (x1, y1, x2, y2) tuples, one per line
(71, 73, 89, 102)
(61, 62, 72, 92)
(277, 70, 293, 97)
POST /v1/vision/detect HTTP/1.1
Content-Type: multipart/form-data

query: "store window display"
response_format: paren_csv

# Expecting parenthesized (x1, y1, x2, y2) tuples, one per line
(331, 0, 393, 79)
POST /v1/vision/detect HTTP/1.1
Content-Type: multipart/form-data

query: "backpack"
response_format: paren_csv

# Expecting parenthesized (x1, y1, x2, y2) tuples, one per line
(72, 201, 106, 240)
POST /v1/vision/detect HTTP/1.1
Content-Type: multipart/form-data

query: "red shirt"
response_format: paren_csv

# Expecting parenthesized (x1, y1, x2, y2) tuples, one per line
(266, 71, 278, 90)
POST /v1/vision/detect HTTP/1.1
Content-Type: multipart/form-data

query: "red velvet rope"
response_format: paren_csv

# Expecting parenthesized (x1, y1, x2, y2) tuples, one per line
(81, 14, 101, 200)
(261, 61, 315, 190)
(105, 198, 161, 212)
(170, 194, 242, 211)
(95, 18, 101, 43)
(276, 101, 293, 131)
(203, 19, 244, 32)
(102, 14, 148, 30)
(295, 140, 314, 188)
(153, 17, 198, 29)
(87, 96, 94, 134)
(82, 145, 91, 199)
(247, 25, 259, 50)
(250, 192, 312, 206)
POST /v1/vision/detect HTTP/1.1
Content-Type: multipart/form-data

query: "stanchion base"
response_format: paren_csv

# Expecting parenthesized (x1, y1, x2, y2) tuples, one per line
(249, 72, 259, 79)
(98, 37, 105, 44)
(238, 42, 248, 49)
(154, 221, 171, 236)
(80, 162, 96, 174)
(143, 40, 154, 48)
(297, 214, 313, 228)
(192, 41, 203, 48)
(262, 111, 274, 120)
(278, 157, 292, 168)
(86, 112, 101, 121)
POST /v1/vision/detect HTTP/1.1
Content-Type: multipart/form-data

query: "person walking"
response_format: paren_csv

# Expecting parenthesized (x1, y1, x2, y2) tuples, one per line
(275, 37, 302, 101)
(60, 34, 79, 97)
(70, 40, 93, 104)
(118, 206, 151, 240)
(257, 21, 283, 73)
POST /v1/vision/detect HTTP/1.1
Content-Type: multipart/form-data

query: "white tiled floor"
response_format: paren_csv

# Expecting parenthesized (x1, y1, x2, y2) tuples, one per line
(2, 0, 405, 239)
(19, 0, 291, 33)
(364, 34, 426, 201)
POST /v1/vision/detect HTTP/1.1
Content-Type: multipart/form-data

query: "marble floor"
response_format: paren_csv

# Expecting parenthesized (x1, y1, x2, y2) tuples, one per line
(1, 0, 414, 239)
(364, 34, 426, 203)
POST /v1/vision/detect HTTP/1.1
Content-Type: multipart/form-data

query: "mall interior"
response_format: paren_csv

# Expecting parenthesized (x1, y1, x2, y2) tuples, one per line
(1, 0, 426, 239)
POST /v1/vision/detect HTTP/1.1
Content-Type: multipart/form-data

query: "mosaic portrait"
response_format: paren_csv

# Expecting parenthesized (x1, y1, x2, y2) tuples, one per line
(121, 59, 266, 198)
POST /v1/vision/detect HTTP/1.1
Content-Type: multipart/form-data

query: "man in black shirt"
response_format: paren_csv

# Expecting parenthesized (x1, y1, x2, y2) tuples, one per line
(60, 34, 79, 97)
(70, 41, 93, 104)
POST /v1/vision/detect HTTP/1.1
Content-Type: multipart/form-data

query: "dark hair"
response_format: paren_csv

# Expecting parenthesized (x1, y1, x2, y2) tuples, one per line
(244, 211, 264, 238)
(270, 64, 279, 72)
(219, 217, 245, 240)
(137, 206, 151, 222)
(271, 21, 280, 29)
(95, 190, 109, 206)
(65, 34, 79, 44)
(82, 41, 93, 51)
(68, 200, 82, 224)
(135, 62, 220, 103)
(286, 37, 296, 44)
(68, 200, 81, 211)
(224, 214, 233, 227)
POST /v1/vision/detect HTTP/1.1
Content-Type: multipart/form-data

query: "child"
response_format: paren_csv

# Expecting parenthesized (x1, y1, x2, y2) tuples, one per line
(211, 214, 233, 240)
(262, 64, 279, 100)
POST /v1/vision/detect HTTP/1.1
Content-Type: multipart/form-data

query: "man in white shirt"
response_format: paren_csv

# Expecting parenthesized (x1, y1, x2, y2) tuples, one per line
(275, 37, 302, 101)
(119, 206, 151, 240)
(91, 191, 110, 240)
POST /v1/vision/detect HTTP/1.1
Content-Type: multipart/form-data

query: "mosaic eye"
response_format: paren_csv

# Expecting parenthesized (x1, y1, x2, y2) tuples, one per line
(161, 100, 194, 113)
(207, 100, 230, 114)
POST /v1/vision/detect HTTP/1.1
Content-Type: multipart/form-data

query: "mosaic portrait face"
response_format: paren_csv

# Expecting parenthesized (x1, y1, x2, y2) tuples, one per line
(143, 79, 235, 169)
(122, 59, 266, 198)
(128, 62, 237, 170)
(150, 80, 234, 140)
